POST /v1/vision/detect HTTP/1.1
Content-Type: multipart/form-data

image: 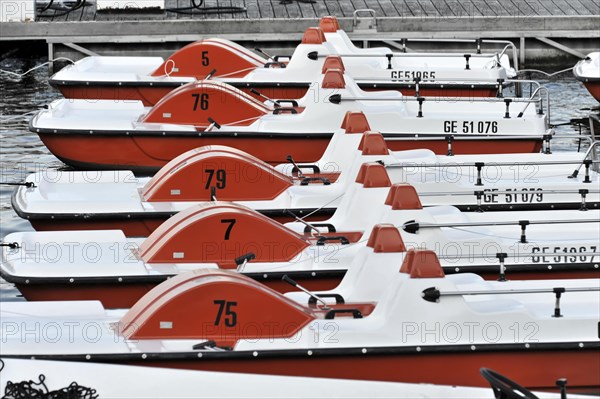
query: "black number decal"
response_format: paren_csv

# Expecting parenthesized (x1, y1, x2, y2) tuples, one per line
(192, 93, 209, 111)
(204, 169, 226, 189)
(221, 218, 236, 240)
(213, 300, 237, 327)
(202, 51, 209, 66)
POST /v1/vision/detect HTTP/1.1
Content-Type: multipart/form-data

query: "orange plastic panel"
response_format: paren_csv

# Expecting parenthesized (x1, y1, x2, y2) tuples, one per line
(366, 224, 406, 253)
(354, 162, 392, 187)
(143, 146, 292, 202)
(143, 81, 269, 128)
(120, 269, 315, 347)
(400, 249, 445, 278)
(319, 16, 340, 32)
(359, 131, 389, 155)
(321, 56, 345, 74)
(151, 39, 264, 79)
(321, 69, 346, 89)
(138, 203, 310, 266)
(385, 184, 423, 210)
(341, 111, 371, 133)
(301, 27, 327, 44)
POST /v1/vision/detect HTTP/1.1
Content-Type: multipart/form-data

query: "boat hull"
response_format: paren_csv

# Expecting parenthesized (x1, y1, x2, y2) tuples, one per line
(12, 271, 346, 308)
(36, 132, 542, 173)
(53, 82, 499, 106)
(583, 81, 600, 102)
(9, 344, 599, 394)
(23, 209, 336, 237)
(8, 266, 597, 308)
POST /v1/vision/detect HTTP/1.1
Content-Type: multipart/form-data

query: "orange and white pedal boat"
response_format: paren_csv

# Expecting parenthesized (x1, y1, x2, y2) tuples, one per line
(32, 67, 549, 172)
(574, 52, 600, 102)
(49, 17, 516, 105)
(3, 170, 599, 307)
(5, 359, 577, 399)
(12, 129, 598, 235)
(1, 249, 598, 393)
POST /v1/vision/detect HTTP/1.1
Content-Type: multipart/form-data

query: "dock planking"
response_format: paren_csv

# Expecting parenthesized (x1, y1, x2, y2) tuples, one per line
(32, 0, 600, 21)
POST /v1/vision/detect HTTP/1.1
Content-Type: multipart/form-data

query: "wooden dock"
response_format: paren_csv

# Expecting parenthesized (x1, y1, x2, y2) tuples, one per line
(8, 0, 599, 22)
(1, 0, 598, 67)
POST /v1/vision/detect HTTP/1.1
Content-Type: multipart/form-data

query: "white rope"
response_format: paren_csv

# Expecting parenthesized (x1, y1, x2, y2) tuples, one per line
(0, 57, 75, 78)
(154, 59, 175, 78)
(214, 66, 256, 78)
(518, 67, 574, 78)
(0, 110, 38, 122)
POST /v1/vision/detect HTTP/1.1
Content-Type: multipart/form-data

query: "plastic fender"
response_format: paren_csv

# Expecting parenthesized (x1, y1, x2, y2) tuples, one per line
(143, 146, 292, 202)
(138, 203, 310, 266)
(143, 81, 269, 128)
(151, 39, 264, 79)
(120, 269, 314, 347)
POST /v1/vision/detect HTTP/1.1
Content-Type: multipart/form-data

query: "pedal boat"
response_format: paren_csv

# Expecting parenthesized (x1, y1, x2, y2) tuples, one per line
(12, 130, 598, 236)
(1, 250, 598, 393)
(3, 170, 599, 307)
(49, 17, 515, 105)
(4, 358, 576, 399)
(573, 52, 600, 102)
(31, 67, 548, 172)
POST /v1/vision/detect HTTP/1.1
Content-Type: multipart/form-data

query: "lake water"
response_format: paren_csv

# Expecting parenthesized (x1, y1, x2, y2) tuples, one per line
(0, 56, 598, 301)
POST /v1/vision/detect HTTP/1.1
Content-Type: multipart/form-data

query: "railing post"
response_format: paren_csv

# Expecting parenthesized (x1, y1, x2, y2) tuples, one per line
(446, 135, 454, 156)
(543, 134, 552, 154)
(475, 162, 484, 186)
(518, 220, 530, 243)
(583, 159, 592, 183)
(579, 189, 589, 211)
(417, 97, 424, 118)
(496, 78, 504, 98)
(504, 99, 512, 118)
(475, 190, 484, 212)
(552, 287, 565, 317)
(496, 252, 508, 281)
(414, 76, 421, 97)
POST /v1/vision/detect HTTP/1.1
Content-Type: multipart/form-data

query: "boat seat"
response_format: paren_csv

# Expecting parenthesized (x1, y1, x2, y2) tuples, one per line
(358, 131, 389, 155)
(355, 163, 392, 188)
(400, 249, 445, 278)
(321, 69, 345, 89)
(366, 224, 406, 253)
(385, 184, 423, 210)
(319, 16, 340, 33)
(322, 56, 345, 74)
(341, 111, 371, 134)
(301, 27, 327, 44)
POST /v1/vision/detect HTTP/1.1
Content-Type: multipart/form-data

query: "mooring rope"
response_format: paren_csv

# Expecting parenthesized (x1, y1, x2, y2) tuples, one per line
(518, 66, 574, 78)
(0, 58, 74, 79)
(0, 182, 36, 188)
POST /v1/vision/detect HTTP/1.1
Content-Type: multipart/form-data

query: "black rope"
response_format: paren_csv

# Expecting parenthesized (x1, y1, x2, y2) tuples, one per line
(2, 372, 98, 399)
(36, 0, 89, 18)
(0, 242, 20, 248)
(0, 182, 36, 188)
(166, 0, 246, 15)
(280, 0, 316, 4)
